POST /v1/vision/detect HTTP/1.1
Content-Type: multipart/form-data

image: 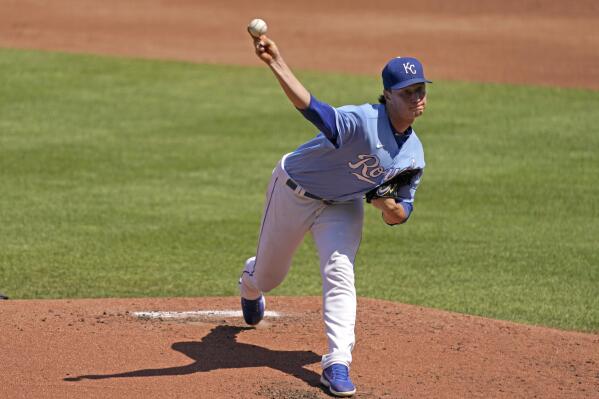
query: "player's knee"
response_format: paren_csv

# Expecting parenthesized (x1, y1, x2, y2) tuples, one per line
(323, 252, 355, 283)
(253, 270, 283, 292)
(255, 280, 278, 293)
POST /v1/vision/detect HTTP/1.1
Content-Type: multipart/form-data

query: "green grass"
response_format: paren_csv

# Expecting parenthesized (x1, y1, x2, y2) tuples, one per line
(0, 49, 597, 332)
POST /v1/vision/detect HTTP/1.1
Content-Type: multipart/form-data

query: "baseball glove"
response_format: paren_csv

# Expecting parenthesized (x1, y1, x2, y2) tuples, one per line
(365, 169, 420, 203)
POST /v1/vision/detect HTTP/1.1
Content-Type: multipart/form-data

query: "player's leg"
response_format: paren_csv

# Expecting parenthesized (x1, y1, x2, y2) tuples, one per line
(311, 199, 364, 369)
(239, 162, 320, 300)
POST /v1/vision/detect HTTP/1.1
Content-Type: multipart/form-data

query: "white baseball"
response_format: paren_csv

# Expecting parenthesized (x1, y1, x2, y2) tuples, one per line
(248, 18, 268, 38)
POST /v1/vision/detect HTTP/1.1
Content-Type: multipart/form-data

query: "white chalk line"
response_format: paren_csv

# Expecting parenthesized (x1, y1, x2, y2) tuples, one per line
(132, 310, 283, 320)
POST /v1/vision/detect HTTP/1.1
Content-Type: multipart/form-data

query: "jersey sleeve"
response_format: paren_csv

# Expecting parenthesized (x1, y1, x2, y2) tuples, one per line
(298, 95, 340, 147)
(298, 95, 363, 149)
(333, 105, 362, 148)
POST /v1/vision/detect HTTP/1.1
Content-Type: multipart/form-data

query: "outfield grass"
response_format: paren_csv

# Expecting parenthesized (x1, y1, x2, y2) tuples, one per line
(0, 49, 597, 331)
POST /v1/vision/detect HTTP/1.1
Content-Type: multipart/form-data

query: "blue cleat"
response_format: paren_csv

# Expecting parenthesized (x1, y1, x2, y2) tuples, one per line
(241, 295, 265, 325)
(320, 363, 356, 397)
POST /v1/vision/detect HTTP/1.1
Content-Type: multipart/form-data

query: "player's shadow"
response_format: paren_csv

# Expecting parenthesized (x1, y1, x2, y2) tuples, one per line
(64, 325, 321, 387)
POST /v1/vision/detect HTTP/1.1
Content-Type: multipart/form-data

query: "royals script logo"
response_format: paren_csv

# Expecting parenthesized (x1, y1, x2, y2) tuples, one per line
(348, 154, 411, 185)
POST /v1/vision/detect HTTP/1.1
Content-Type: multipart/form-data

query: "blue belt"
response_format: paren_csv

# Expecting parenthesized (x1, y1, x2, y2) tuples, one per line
(285, 179, 333, 205)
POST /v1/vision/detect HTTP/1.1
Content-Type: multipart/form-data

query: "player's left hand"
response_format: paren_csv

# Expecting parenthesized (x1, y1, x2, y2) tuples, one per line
(370, 197, 395, 210)
(370, 198, 407, 225)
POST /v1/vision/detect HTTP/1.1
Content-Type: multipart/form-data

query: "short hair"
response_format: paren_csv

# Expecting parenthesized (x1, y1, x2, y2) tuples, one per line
(378, 94, 386, 104)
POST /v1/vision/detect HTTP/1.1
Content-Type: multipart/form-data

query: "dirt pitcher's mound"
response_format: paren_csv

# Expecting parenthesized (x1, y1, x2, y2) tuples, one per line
(1, 297, 597, 398)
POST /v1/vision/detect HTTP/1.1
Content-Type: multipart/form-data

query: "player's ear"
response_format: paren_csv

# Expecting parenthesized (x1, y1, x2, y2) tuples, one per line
(383, 90, 391, 102)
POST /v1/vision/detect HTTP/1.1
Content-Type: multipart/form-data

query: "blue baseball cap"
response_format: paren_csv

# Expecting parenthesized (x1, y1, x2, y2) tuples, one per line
(382, 57, 432, 90)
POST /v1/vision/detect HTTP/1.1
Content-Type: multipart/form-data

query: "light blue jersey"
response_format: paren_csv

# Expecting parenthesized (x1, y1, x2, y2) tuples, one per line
(283, 103, 425, 202)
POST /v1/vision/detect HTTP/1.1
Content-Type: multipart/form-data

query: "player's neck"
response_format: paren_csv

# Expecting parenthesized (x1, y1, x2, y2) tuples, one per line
(385, 104, 414, 134)
(389, 114, 414, 135)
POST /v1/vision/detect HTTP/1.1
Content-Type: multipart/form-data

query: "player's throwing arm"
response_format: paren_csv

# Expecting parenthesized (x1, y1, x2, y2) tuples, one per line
(247, 19, 310, 110)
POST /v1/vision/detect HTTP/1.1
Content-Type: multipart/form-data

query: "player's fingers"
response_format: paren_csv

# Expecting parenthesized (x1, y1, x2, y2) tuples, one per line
(250, 34, 260, 47)
(256, 41, 267, 54)
(249, 31, 266, 51)
(259, 37, 279, 56)
(256, 39, 273, 54)
(260, 36, 276, 48)
(250, 34, 266, 54)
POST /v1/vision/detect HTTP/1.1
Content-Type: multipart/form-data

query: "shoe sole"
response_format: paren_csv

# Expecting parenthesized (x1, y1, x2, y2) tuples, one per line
(242, 296, 265, 325)
(320, 375, 356, 397)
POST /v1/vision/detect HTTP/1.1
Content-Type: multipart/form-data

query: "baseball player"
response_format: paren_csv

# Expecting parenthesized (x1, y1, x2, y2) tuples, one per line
(239, 32, 430, 397)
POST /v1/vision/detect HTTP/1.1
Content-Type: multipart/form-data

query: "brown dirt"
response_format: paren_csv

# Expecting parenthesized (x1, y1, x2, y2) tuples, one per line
(1, 0, 598, 89)
(1, 1, 599, 398)
(1, 297, 598, 398)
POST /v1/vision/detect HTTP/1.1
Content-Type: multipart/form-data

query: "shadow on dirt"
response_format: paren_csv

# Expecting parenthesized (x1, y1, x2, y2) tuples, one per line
(64, 325, 321, 387)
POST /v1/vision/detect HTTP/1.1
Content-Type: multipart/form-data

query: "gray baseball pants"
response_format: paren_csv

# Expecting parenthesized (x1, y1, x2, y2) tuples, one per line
(239, 157, 364, 369)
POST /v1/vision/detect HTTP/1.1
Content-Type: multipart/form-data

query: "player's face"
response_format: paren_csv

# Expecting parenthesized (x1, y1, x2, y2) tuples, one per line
(385, 83, 427, 119)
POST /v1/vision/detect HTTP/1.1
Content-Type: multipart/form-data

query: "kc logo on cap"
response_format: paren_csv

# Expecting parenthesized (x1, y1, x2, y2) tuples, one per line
(403, 62, 417, 74)
(382, 57, 432, 90)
